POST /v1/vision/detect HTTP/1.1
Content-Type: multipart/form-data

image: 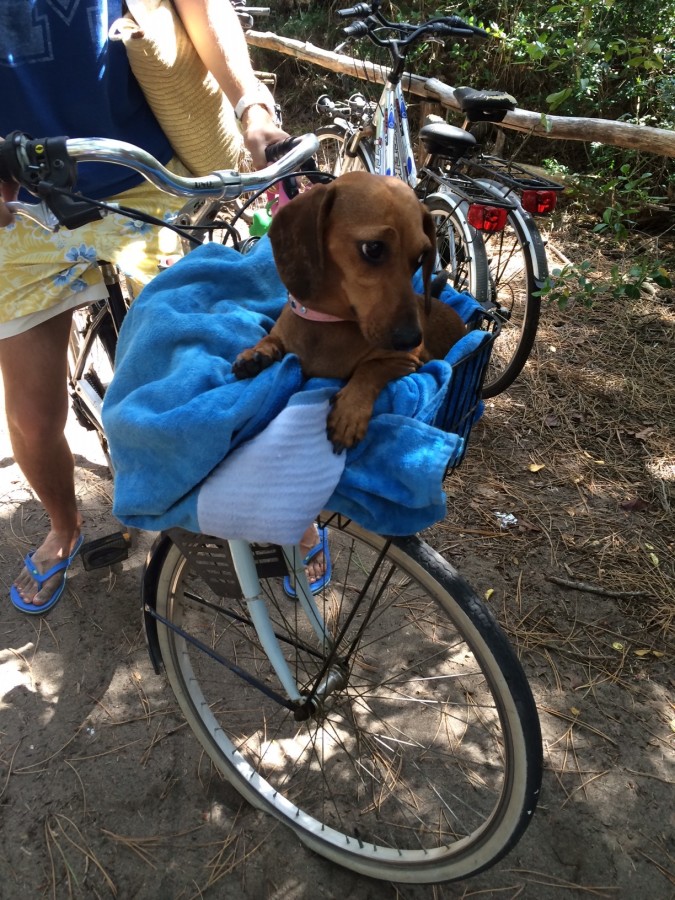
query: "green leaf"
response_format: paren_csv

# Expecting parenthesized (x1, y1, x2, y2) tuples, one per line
(539, 112, 554, 133)
(546, 88, 572, 111)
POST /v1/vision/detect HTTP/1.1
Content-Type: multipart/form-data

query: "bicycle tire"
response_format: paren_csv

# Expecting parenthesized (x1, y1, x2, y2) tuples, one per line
(422, 191, 490, 307)
(151, 515, 542, 884)
(315, 123, 374, 177)
(474, 183, 548, 398)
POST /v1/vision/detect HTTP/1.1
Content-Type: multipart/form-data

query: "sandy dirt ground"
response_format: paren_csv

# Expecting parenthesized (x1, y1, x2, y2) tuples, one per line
(0, 267, 673, 899)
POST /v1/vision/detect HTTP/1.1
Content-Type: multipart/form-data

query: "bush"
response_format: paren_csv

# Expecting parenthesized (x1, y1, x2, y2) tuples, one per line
(261, 1, 674, 221)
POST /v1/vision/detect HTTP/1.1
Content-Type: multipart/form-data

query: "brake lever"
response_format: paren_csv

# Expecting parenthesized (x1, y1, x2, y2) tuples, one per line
(6, 200, 60, 231)
(7, 194, 120, 231)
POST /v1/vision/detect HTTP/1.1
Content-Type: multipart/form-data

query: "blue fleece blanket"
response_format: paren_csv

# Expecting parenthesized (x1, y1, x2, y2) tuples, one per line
(103, 236, 488, 540)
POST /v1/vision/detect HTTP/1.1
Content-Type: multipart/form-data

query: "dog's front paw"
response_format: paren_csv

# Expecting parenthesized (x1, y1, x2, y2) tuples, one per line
(327, 393, 370, 454)
(232, 347, 280, 380)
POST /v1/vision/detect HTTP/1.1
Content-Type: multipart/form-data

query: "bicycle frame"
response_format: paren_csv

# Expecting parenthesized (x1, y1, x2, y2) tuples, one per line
(372, 80, 417, 184)
(68, 300, 115, 424)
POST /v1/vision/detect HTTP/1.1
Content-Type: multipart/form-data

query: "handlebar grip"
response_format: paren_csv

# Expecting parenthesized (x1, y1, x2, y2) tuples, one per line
(264, 135, 303, 164)
(432, 22, 474, 38)
(0, 151, 13, 183)
(441, 15, 489, 37)
(264, 135, 328, 188)
(337, 3, 373, 18)
(342, 20, 369, 38)
(316, 94, 336, 113)
(0, 132, 24, 183)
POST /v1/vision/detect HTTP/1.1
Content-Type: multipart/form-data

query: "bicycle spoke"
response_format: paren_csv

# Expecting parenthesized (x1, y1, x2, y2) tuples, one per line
(154, 520, 541, 882)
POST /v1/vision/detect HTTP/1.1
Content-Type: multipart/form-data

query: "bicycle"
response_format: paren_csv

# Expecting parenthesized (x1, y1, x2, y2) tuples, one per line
(1, 131, 542, 884)
(315, 2, 563, 397)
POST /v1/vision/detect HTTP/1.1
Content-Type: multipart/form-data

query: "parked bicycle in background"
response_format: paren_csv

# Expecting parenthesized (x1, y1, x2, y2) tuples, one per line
(315, 1, 564, 396)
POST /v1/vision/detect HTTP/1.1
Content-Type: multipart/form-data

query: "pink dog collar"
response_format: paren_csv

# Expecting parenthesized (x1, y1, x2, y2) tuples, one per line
(288, 295, 346, 323)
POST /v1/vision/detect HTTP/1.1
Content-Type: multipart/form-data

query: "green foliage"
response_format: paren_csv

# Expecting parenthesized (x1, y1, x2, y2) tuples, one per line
(270, 1, 675, 129)
(537, 259, 672, 309)
(486, 0, 674, 123)
(544, 148, 672, 237)
(592, 164, 663, 238)
(267, 0, 675, 238)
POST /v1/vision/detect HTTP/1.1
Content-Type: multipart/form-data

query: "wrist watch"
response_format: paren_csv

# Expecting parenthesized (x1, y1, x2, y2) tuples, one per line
(234, 83, 280, 124)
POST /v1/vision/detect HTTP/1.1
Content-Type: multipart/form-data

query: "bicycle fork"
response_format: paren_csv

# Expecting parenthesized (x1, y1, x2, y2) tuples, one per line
(145, 535, 350, 721)
(230, 539, 332, 701)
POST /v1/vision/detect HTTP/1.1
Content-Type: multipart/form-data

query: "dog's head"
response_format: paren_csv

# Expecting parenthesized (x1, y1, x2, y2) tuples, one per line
(268, 171, 436, 352)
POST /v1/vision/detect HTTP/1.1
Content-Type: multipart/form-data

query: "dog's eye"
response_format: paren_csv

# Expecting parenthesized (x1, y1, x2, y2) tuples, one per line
(360, 241, 386, 262)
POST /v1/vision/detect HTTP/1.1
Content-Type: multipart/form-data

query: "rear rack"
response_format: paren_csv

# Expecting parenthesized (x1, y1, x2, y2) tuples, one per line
(419, 167, 516, 209)
(461, 155, 565, 193)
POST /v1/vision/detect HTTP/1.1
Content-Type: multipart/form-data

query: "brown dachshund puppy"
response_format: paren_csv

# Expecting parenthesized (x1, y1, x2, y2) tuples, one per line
(233, 170, 466, 451)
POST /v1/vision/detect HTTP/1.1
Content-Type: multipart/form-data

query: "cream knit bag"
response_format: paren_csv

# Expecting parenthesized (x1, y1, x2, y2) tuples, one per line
(109, 0, 244, 175)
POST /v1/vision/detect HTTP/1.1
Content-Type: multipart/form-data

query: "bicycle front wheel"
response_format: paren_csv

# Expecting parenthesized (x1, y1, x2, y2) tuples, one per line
(423, 191, 489, 305)
(315, 123, 374, 177)
(151, 516, 542, 884)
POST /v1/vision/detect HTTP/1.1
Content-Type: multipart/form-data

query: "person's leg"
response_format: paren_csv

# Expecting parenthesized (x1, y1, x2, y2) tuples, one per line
(0, 310, 82, 606)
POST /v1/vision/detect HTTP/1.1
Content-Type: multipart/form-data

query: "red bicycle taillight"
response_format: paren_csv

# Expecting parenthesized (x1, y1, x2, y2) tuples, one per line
(521, 189, 558, 215)
(467, 204, 508, 232)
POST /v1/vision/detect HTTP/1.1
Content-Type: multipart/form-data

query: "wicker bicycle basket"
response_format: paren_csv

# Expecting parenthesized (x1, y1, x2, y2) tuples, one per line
(434, 311, 499, 472)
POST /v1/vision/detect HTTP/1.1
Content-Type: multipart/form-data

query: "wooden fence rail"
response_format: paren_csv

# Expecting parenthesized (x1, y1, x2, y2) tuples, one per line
(246, 31, 675, 159)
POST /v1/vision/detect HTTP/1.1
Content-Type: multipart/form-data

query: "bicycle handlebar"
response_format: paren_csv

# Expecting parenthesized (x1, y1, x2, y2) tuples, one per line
(336, 3, 488, 51)
(0, 132, 319, 230)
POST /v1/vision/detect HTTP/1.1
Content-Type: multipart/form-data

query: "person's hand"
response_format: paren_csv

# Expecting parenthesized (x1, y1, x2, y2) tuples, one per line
(240, 106, 289, 170)
(0, 181, 18, 227)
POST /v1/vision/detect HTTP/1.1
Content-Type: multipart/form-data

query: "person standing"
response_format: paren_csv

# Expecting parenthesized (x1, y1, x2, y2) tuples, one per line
(0, 0, 288, 612)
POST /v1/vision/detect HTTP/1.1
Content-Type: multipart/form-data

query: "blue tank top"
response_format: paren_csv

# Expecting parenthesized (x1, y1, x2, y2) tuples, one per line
(0, 0, 173, 198)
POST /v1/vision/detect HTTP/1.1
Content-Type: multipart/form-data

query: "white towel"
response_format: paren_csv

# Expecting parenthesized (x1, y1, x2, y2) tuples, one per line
(196, 393, 345, 545)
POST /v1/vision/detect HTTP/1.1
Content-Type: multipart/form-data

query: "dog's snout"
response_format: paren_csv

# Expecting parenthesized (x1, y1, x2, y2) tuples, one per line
(391, 324, 423, 352)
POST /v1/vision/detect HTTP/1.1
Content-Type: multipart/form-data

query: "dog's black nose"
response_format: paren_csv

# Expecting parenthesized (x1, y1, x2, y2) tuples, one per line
(391, 325, 423, 351)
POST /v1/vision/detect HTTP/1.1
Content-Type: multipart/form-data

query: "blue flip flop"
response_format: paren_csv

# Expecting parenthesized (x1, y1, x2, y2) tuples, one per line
(10, 535, 85, 615)
(283, 526, 332, 598)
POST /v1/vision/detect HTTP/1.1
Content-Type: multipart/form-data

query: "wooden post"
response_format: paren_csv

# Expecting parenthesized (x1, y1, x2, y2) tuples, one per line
(245, 31, 675, 159)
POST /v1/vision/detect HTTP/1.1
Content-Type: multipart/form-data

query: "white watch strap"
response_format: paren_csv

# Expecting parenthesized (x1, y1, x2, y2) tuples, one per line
(234, 84, 277, 122)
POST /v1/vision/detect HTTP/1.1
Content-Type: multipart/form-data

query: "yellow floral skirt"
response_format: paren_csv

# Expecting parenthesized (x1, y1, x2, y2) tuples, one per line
(0, 158, 190, 337)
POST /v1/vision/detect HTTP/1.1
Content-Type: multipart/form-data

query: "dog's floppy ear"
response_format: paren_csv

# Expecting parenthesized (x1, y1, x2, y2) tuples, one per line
(268, 183, 336, 301)
(421, 206, 437, 315)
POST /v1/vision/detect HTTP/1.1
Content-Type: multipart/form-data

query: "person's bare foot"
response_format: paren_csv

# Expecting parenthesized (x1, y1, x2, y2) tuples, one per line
(299, 523, 326, 584)
(12, 528, 82, 608)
